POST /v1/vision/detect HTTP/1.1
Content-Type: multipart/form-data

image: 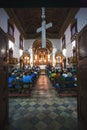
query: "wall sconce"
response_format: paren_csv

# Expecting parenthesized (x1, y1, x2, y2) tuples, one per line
(35, 54, 37, 60)
(1, 48, 5, 54)
(24, 56, 29, 60)
(48, 54, 50, 59)
(24, 56, 29, 64)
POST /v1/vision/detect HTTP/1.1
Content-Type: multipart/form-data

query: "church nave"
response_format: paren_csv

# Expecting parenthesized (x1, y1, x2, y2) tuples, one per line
(7, 72, 78, 130)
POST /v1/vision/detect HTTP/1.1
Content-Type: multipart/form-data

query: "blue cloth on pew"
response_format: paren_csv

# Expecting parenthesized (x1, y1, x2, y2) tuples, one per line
(65, 77, 75, 87)
(8, 77, 15, 88)
(55, 83, 60, 89)
(22, 75, 32, 83)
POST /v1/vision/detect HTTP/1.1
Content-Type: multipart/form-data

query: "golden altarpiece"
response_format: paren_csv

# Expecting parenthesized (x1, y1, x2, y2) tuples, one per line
(32, 39, 53, 66)
(55, 50, 66, 68)
(20, 51, 30, 68)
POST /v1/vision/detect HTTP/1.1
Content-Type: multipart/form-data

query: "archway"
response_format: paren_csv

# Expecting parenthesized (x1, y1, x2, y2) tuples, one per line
(32, 38, 53, 69)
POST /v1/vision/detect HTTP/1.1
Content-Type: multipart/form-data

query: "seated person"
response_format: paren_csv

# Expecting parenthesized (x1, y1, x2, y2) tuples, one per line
(54, 71, 60, 87)
(57, 72, 66, 88)
(73, 74, 77, 87)
(8, 73, 15, 88)
(65, 72, 75, 87)
(15, 75, 23, 89)
(50, 70, 56, 85)
(22, 72, 32, 83)
(62, 70, 68, 78)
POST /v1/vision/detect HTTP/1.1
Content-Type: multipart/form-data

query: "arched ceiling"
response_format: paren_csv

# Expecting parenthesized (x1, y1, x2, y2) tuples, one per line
(32, 39, 53, 53)
(5, 8, 79, 39)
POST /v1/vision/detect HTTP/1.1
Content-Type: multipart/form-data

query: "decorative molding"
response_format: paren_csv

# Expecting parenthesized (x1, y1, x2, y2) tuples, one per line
(55, 50, 65, 59)
(68, 57, 77, 63)
(9, 57, 18, 64)
(71, 32, 78, 42)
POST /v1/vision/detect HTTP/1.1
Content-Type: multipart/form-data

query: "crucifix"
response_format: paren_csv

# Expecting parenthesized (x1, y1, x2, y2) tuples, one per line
(36, 7, 52, 48)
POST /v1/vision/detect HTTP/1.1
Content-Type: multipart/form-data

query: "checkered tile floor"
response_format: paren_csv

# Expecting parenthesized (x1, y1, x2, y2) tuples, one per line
(6, 72, 80, 130)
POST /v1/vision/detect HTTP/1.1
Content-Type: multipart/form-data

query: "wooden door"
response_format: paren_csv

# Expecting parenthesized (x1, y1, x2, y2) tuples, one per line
(77, 25, 87, 129)
(0, 28, 8, 130)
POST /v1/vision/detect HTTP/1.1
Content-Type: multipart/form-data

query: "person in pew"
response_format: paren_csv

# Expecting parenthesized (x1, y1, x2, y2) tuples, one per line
(54, 70, 60, 83)
(62, 70, 68, 78)
(14, 74, 23, 89)
(22, 72, 32, 82)
(57, 71, 66, 88)
(55, 70, 59, 78)
(73, 74, 77, 87)
(65, 72, 75, 87)
(8, 73, 16, 88)
(54, 70, 60, 90)
(22, 72, 33, 88)
(11, 72, 16, 79)
(50, 70, 56, 85)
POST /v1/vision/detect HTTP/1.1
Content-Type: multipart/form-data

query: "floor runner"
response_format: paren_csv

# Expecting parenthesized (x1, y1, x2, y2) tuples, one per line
(9, 93, 31, 97)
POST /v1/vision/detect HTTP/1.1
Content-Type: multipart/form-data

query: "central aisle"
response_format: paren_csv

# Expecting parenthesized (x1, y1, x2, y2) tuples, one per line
(7, 71, 78, 130)
(31, 71, 58, 98)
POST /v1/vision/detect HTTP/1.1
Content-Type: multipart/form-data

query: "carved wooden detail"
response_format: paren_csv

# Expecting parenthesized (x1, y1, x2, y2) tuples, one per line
(9, 57, 18, 64)
(55, 50, 65, 68)
(20, 51, 30, 68)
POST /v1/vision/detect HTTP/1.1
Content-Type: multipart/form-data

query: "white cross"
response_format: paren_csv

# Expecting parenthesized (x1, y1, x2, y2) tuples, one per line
(36, 7, 52, 48)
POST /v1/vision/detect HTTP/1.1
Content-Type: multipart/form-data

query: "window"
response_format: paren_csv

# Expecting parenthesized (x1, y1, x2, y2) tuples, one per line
(19, 35, 23, 50)
(9, 48, 13, 58)
(71, 19, 77, 38)
(8, 19, 15, 42)
(62, 35, 66, 49)
(71, 19, 77, 59)
(8, 24, 14, 36)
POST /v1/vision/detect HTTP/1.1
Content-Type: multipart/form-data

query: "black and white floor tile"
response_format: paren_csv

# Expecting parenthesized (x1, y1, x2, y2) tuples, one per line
(6, 72, 80, 130)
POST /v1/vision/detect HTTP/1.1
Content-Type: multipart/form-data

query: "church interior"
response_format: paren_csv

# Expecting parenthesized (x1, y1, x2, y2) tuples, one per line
(0, 8, 87, 130)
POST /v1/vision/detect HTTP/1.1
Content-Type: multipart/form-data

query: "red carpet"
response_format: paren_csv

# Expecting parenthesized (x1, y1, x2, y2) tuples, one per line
(59, 92, 77, 97)
(9, 93, 31, 97)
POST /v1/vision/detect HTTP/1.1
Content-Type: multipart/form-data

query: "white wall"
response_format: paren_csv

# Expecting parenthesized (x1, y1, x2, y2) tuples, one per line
(49, 39, 61, 66)
(24, 39, 35, 67)
(0, 8, 23, 63)
(13, 25, 23, 60)
(60, 7, 87, 67)
(24, 39, 61, 51)
(60, 25, 72, 66)
(24, 39, 35, 51)
(64, 25, 72, 59)
(0, 8, 9, 33)
(49, 39, 60, 50)
(65, 25, 71, 45)
(75, 8, 87, 32)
